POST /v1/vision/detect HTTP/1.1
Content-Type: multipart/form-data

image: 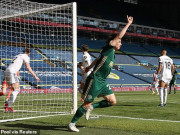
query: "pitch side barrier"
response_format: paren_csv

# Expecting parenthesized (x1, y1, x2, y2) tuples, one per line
(2, 87, 179, 94)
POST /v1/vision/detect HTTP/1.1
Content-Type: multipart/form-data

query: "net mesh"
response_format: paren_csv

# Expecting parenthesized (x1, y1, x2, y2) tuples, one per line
(0, 0, 75, 122)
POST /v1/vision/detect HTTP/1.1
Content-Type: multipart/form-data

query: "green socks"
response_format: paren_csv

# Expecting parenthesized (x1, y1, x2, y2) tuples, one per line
(71, 105, 87, 123)
(71, 100, 111, 123)
(92, 100, 111, 109)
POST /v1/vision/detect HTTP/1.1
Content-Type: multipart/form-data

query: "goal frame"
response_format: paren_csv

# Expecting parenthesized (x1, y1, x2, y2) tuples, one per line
(0, 1, 77, 122)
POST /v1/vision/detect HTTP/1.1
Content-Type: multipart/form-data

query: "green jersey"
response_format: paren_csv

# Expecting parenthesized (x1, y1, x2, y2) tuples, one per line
(172, 70, 178, 81)
(91, 45, 115, 81)
(83, 44, 115, 102)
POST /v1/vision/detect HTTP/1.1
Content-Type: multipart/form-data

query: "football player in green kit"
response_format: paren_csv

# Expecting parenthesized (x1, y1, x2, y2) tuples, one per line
(68, 15, 133, 132)
(169, 64, 178, 94)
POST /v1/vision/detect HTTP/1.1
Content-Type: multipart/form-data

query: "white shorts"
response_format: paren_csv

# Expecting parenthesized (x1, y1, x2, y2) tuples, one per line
(160, 77, 171, 85)
(81, 71, 91, 84)
(4, 71, 19, 85)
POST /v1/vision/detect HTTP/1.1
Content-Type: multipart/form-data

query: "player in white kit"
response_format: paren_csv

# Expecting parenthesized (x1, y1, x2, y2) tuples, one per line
(78, 44, 92, 100)
(4, 48, 40, 112)
(149, 73, 159, 95)
(156, 49, 174, 107)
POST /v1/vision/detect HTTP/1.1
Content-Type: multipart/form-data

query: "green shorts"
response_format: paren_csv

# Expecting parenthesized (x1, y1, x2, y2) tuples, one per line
(170, 80, 176, 85)
(83, 75, 114, 102)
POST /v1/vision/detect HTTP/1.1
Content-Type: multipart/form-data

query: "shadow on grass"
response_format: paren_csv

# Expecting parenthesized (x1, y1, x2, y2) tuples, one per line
(116, 104, 138, 106)
(116, 103, 156, 107)
(3, 123, 85, 132)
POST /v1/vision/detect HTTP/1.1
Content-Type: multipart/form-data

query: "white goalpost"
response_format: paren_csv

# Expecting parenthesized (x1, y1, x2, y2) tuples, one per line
(0, 0, 77, 122)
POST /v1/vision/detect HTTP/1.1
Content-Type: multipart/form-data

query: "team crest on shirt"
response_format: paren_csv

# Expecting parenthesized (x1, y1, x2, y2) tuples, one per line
(109, 61, 114, 68)
(83, 56, 87, 59)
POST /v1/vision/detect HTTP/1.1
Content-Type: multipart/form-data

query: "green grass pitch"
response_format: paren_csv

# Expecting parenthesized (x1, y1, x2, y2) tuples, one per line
(0, 91, 180, 135)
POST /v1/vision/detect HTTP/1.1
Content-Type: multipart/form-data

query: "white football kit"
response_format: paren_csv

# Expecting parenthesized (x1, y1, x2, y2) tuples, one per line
(152, 80, 159, 89)
(81, 52, 92, 83)
(158, 55, 173, 84)
(4, 54, 30, 85)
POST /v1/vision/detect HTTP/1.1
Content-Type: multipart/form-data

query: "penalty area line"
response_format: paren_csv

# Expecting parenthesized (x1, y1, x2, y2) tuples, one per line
(95, 114, 180, 123)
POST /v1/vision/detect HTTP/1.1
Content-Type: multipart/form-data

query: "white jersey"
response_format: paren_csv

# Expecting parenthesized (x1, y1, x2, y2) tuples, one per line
(158, 55, 173, 79)
(81, 52, 92, 83)
(82, 52, 92, 72)
(6, 54, 30, 73)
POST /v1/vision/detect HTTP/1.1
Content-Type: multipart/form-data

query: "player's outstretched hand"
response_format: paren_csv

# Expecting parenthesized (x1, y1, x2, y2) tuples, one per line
(127, 15, 133, 24)
(35, 76, 40, 82)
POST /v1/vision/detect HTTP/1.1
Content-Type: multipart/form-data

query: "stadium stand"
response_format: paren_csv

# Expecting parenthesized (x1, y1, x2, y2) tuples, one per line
(0, 44, 81, 89)
(169, 47, 180, 55)
(122, 65, 154, 83)
(120, 42, 153, 55)
(142, 44, 180, 57)
(1, 29, 180, 87)
(76, 36, 180, 86)
(78, 37, 106, 49)
(133, 55, 158, 65)
(107, 69, 149, 86)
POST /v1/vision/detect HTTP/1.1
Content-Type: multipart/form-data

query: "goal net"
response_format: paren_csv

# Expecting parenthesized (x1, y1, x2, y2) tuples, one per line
(0, 0, 77, 122)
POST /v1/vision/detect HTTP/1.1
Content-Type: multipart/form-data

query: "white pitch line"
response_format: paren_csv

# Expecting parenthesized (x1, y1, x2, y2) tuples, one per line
(0, 109, 69, 114)
(94, 115, 180, 123)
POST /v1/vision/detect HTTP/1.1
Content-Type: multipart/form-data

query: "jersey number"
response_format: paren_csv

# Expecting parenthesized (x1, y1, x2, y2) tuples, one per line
(165, 62, 171, 70)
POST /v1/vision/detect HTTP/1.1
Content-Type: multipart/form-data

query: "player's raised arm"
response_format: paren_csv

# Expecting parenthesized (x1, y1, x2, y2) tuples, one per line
(110, 16, 133, 47)
(118, 15, 133, 39)
(25, 63, 40, 81)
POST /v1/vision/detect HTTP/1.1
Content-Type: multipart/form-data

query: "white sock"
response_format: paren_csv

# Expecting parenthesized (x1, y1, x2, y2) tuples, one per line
(155, 87, 159, 94)
(8, 89, 20, 107)
(149, 87, 152, 92)
(164, 88, 167, 104)
(159, 87, 164, 105)
(90, 105, 93, 110)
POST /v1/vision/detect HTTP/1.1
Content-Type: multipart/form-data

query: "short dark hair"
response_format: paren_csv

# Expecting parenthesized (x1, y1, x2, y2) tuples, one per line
(161, 49, 167, 53)
(106, 34, 118, 44)
(23, 48, 31, 53)
(81, 44, 89, 51)
(161, 49, 166, 52)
